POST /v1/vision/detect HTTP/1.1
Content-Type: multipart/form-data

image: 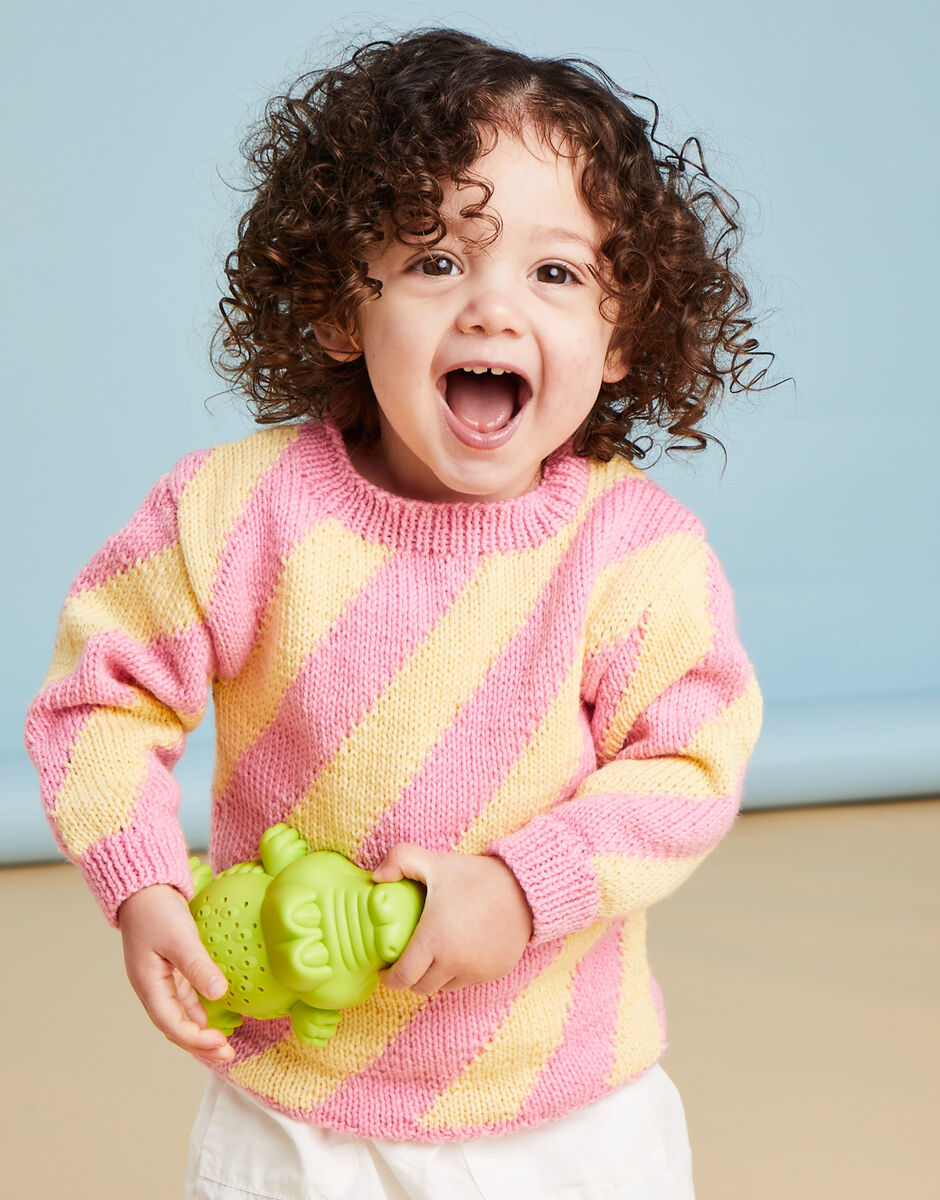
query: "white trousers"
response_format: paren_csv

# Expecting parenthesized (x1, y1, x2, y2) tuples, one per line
(185, 1066, 694, 1199)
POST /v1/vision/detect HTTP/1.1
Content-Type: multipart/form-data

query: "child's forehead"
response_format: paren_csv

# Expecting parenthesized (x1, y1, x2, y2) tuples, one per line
(463, 119, 587, 184)
(400, 128, 600, 243)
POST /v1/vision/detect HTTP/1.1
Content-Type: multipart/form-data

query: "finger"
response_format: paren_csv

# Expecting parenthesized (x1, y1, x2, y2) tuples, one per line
(174, 968, 210, 1028)
(173, 942, 228, 1002)
(371, 843, 433, 884)
(378, 939, 435, 991)
(411, 967, 458, 996)
(370, 854, 403, 883)
(129, 892, 229, 1003)
(183, 1022, 235, 1062)
(158, 1005, 234, 1061)
(133, 958, 234, 1060)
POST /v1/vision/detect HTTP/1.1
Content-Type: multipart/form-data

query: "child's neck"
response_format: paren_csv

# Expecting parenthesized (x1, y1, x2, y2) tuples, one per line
(344, 433, 543, 504)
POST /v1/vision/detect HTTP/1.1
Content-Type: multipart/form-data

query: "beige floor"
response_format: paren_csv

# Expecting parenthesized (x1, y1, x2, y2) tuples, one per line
(2, 799, 937, 1199)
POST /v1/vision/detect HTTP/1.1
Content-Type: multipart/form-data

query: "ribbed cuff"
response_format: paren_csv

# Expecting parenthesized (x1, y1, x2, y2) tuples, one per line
(489, 814, 600, 945)
(80, 821, 194, 927)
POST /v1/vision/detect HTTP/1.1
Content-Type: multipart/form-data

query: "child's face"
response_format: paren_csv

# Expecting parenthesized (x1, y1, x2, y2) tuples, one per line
(325, 128, 627, 502)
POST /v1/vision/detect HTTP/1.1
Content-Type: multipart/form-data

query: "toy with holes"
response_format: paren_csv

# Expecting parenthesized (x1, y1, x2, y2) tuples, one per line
(188, 823, 425, 1046)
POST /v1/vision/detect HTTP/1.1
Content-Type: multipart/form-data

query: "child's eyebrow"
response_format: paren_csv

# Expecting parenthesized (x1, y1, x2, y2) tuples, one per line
(527, 225, 598, 255)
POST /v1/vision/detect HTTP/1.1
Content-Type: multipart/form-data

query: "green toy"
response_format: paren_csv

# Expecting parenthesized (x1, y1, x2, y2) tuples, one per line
(188, 823, 425, 1046)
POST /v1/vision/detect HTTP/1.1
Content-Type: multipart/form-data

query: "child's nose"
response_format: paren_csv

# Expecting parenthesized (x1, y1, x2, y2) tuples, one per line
(454, 285, 526, 338)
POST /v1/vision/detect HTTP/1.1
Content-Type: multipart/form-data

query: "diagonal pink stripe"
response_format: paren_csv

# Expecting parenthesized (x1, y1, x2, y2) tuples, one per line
(353, 585, 586, 859)
(355, 481, 673, 863)
(26, 624, 214, 834)
(213, 551, 480, 866)
(215, 462, 703, 864)
(37, 626, 213, 722)
(503, 919, 624, 1130)
(619, 550, 752, 760)
(69, 451, 210, 596)
(354, 482, 705, 865)
(77, 747, 192, 922)
(25, 701, 92, 825)
(217, 1015, 292, 1071)
(309, 939, 566, 1131)
(583, 624, 648, 730)
(554, 787, 742, 858)
(604, 476, 703, 562)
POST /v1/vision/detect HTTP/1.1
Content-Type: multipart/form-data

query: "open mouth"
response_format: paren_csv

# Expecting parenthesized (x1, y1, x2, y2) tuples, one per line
(439, 366, 531, 449)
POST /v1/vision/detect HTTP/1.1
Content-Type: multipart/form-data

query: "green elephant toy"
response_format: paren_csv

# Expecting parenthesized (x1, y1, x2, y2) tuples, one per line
(188, 823, 425, 1046)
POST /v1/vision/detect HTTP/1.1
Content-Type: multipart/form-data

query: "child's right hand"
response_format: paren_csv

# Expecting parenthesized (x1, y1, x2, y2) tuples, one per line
(118, 884, 235, 1064)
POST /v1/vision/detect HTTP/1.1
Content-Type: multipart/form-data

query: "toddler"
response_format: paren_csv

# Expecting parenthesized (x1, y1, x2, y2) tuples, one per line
(26, 28, 768, 1199)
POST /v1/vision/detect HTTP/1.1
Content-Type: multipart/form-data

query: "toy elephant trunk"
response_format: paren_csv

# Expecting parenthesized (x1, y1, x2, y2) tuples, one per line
(188, 824, 425, 1046)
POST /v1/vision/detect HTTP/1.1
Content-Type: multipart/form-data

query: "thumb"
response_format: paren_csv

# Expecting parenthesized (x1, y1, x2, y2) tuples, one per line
(170, 922, 228, 1002)
(371, 842, 434, 885)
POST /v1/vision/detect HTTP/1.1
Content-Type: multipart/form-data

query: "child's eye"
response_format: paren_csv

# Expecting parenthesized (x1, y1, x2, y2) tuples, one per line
(415, 255, 459, 276)
(533, 263, 579, 285)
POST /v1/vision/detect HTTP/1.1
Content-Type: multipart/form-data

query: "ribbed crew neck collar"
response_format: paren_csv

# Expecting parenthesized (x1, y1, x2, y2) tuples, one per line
(293, 419, 589, 555)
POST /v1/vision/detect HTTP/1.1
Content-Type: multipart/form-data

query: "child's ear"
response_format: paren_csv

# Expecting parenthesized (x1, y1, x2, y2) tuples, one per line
(313, 323, 362, 363)
(602, 341, 629, 384)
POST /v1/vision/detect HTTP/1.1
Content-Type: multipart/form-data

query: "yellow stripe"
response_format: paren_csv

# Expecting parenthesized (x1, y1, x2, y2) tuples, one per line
(595, 540, 711, 760)
(54, 693, 189, 856)
(212, 520, 393, 797)
(579, 673, 762, 802)
(455, 662, 585, 854)
(575, 753, 726, 801)
(418, 924, 606, 1131)
(583, 531, 702, 662)
(593, 849, 709, 914)
(587, 452, 646, 490)
(229, 987, 426, 1112)
(177, 426, 299, 609)
(606, 913, 663, 1087)
(45, 543, 202, 687)
(290, 462, 631, 853)
(683, 672, 762, 791)
(291, 536, 570, 852)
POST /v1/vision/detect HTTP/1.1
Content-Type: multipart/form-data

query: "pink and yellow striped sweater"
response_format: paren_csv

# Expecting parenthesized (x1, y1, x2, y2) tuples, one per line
(26, 418, 761, 1140)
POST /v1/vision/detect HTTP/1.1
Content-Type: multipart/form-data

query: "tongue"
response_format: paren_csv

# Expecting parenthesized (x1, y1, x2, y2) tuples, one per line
(446, 372, 517, 432)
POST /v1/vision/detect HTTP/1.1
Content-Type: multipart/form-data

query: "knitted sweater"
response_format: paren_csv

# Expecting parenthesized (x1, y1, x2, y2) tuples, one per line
(26, 418, 761, 1140)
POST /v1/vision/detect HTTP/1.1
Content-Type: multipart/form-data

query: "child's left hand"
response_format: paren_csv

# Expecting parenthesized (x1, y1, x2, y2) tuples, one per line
(371, 847, 533, 994)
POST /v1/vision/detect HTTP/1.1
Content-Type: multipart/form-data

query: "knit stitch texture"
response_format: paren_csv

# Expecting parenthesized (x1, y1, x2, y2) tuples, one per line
(26, 419, 761, 1140)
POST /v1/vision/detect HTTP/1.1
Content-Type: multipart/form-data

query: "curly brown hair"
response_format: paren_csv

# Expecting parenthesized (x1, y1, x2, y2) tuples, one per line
(214, 28, 773, 461)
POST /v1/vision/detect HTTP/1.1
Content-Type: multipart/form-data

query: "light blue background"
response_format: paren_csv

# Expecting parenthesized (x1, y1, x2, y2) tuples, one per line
(3, 0, 938, 861)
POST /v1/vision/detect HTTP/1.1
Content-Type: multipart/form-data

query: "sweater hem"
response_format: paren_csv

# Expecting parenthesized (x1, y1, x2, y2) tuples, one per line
(209, 1045, 666, 1142)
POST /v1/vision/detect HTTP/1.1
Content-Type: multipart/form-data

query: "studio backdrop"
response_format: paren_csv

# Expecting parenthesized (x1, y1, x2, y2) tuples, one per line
(3, 0, 937, 861)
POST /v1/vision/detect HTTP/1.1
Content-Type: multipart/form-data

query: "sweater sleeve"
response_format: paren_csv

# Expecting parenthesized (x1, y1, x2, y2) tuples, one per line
(490, 536, 761, 945)
(24, 467, 217, 925)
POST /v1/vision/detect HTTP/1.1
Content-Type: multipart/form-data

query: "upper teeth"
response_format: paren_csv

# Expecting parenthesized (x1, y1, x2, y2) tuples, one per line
(461, 366, 507, 375)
